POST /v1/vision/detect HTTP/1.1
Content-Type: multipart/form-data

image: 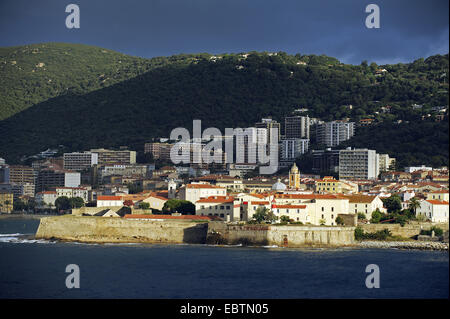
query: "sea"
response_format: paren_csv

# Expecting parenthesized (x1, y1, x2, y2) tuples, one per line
(0, 217, 448, 299)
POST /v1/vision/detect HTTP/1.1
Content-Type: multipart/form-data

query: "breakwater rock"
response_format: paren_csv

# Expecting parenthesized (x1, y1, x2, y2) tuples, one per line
(358, 241, 449, 251)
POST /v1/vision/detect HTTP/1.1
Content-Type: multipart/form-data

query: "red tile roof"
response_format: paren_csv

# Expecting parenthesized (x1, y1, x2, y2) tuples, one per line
(426, 200, 449, 205)
(186, 184, 225, 189)
(250, 201, 270, 205)
(272, 204, 307, 209)
(124, 214, 212, 220)
(196, 196, 234, 203)
(97, 196, 122, 201)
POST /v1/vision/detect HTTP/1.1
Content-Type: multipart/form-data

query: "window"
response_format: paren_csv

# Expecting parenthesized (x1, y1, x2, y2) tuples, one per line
(321, 214, 324, 219)
(331, 207, 334, 212)
(220, 206, 224, 210)
(321, 207, 324, 212)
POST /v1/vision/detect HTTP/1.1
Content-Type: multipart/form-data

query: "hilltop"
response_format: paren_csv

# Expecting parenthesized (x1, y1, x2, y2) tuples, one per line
(0, 43, 448, 166)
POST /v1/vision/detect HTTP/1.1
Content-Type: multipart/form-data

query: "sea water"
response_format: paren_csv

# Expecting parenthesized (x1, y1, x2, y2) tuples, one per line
(0, 218, 448, 299)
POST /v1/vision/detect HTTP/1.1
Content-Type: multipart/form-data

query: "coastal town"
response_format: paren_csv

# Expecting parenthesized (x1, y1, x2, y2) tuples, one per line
(0, 113, 448, 248)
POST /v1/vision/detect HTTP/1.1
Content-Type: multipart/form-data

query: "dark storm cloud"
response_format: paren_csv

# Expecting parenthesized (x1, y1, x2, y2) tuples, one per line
(0, 0, 448, 64)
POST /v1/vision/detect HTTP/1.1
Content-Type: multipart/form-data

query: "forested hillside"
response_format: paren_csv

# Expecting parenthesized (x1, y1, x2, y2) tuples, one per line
(0, 43, 448, 166)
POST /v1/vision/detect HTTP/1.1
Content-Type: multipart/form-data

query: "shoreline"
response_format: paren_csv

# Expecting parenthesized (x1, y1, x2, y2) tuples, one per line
(0, 213, 55, 220)
(357, 240, 448, 251)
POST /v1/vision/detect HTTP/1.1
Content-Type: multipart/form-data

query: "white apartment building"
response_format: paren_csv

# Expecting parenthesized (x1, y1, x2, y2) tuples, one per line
(378, 154, 396, 172)
(280, 138, 309, 160)
(63, 152, 98, 171)
(54, 187, 89, 202)
(339, 148, 379, 180)
(316, 121, 355, 147)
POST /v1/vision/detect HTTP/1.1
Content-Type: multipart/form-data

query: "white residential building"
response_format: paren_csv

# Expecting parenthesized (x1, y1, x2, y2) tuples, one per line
(416, 199, 449, 223)
(280, 138, 309, 160)
(97, 195, 123, 207)
(316, 121, 354, 147)
(181, 183, 227, 204)
(63, 152, 98, 171)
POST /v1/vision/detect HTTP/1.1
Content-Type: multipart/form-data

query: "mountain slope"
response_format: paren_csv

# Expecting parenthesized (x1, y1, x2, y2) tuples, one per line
(0, 43, 448, 166)
(0, 42, 202, 120)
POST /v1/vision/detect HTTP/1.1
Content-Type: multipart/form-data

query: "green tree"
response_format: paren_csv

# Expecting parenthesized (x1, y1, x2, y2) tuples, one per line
(357, 212, 366, 220)
(408, 197, 420, 215)
(55, 196, 71, 211)
(69, 197, 84, 209)
(138, 202, 150, 210)
(370, 209, 384, 223)
(280, 215, 291, 223)
(335, 216, 345, 225)
(382, 195, 402, 213)
(162, 199, 195, 215)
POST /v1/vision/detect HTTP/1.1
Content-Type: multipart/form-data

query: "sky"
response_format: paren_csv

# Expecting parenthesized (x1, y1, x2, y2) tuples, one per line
(0, 0, 448, 65)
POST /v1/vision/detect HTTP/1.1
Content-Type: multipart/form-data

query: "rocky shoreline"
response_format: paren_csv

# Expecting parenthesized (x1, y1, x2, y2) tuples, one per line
(358, 240, 449, 251)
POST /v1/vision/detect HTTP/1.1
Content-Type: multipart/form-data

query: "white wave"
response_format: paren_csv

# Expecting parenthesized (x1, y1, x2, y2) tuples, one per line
(0, 233, 55, 244)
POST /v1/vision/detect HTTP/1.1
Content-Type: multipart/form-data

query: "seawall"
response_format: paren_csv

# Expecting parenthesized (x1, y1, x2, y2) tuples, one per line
(206, 222, 356, 247)
(360, 222, 449, 238)
(35, 215, 208, 244)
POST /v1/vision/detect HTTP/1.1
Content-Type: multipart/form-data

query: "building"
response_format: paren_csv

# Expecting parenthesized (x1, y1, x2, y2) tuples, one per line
(90, 148, 137, 166)
(36, 168, 81, 192)
(289, 163, 301, 189)
(416, 199, 449, 223)
(378, 154, 396, 172)
(284, 115, 310, 139)
(280, 138, 309, 160)
(271, 193, 350, 226)
(0, 164, 9, 183)
(181, 183, 227, 204)
(53, 187, 89, 202)
(315, 176, 357, 194)
(11, 182, 35, 198)
(97, 195, 123, 207)
(100, 164, 149, 180)
(195, 196, 239, 221)
(405, 165, 433, 173)
(426, 191, 449, 202)
(141, 193, 169, 211)
(255, 118, 281, 143)
(339, 148, 379, 180)
(8, 165, 35, 185)
(312, 149, 340, 174)
(144, 142, 172, 161)
(63, 152, 98, 171)
(234, 127, 268, 164)
(35, 191, 59, 208)
(316, 121, 354, 147)
(342, 194, 385, 220)
(0, 191, 13, 213)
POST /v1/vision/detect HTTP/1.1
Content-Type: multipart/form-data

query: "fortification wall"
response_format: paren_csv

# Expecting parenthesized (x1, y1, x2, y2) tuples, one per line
(36, 215, 208, 244)
(360, 222, 449, 238)
(206, 222, 355, 247)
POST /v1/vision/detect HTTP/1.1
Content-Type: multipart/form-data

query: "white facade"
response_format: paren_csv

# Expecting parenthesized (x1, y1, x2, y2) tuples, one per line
(280, 138, 309, 160)
(183, 184, 227, 204)
(404, 166, 432, 173)
(64, 172, 81, 188)
(97, 196, 123, 207)
(416, 200, 449, 222)
(316, 121, 354, 147)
